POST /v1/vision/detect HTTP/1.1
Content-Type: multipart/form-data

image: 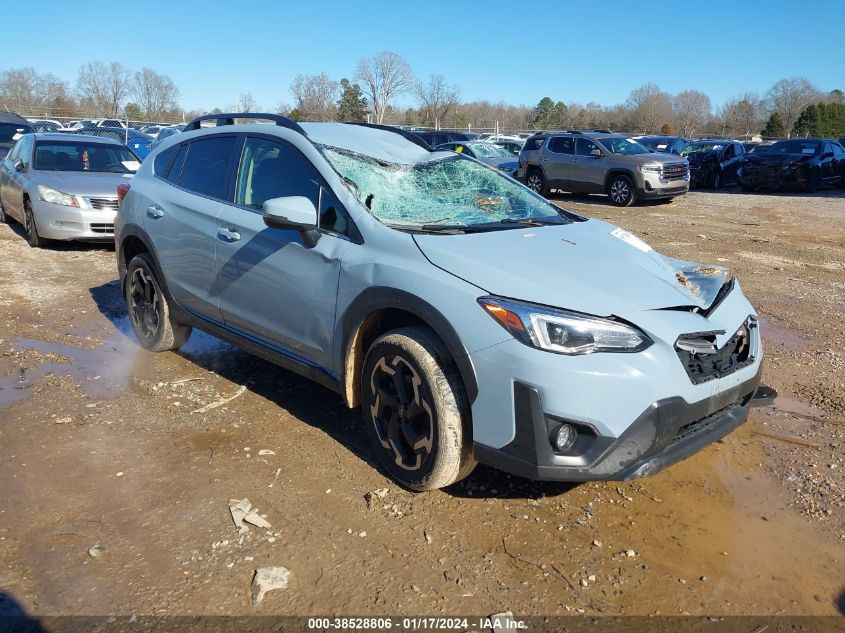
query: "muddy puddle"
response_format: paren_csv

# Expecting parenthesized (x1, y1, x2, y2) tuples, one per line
(757, 314, 810, 353)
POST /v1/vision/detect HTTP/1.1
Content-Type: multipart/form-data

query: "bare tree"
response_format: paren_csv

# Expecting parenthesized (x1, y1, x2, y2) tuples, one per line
(238, 92, 258, 113)
(354, 51, 414, 124)
(0, 67, 72, 115)
(76, 61, 131, 117)
(626, 83, 673, 133)
(766, 77, 820, 137)
(133, 68, 180, 121)
(415, 74, 460, 127)
(720, 92, 764, 138)
(672, 90, 712, 137)
(290, 73, 339, 121)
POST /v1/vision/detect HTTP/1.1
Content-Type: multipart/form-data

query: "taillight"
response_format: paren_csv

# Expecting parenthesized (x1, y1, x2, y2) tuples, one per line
(117, 183, 130, 205)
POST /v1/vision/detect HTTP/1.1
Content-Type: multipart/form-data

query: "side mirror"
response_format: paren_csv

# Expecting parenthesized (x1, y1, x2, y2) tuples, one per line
(262, 196, 320, 246)
(13, 159, 25, 172)
(590, 148, 604, 158)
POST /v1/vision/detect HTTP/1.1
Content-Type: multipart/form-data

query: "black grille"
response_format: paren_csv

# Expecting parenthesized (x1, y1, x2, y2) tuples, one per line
(675, 319, 755, 385)
(89, 197, 119, 211)
(663, 163, 688, 180)
(90, 223, 114, 234)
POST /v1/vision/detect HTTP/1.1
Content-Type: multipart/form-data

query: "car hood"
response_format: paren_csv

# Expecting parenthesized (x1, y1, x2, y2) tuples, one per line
(413, 219, 731, 317)
(685, 151, 718, 164)
(35, 170, 134, 197)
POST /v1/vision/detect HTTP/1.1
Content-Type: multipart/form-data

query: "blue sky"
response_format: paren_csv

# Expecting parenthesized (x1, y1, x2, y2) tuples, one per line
(4, 0, 844, 112)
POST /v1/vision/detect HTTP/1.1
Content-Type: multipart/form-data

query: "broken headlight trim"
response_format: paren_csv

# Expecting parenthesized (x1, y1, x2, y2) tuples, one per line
(478, 296, 652, 355)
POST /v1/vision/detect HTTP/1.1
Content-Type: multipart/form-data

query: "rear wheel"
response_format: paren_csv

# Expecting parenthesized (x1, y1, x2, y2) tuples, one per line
(125, 253, 192, 352)
(361, 326, 475, 491)
(607, 174, 636, 207)
(0, 196, 7, 223)
(23, 199, 42, 248)
(525, 169, 547, 197)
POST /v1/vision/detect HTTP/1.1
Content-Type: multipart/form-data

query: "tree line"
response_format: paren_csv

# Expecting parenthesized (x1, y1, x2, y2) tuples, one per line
(1, 52, 843, 138)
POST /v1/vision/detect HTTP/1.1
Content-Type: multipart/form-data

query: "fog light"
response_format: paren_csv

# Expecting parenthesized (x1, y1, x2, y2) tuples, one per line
(552, 423, 576, 452)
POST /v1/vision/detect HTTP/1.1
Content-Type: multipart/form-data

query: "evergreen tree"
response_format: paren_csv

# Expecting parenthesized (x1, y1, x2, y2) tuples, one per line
(336, 78, 368, 122)
(793, 104, 819, 137)
(761, 111, 786, 137)
(534, 97, 567, 129)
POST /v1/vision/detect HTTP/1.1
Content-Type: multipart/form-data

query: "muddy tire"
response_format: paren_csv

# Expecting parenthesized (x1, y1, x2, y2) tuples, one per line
(23, 199, 42, 248)
(525, 168, 547, 197)
(607, 174, 636, 207)
(125, 253, 191, 352)
(361, 326, 476, 491)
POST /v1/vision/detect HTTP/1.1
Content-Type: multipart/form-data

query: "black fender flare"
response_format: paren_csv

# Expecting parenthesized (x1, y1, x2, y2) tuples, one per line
(117, 225, 174, 301)
(340, 287, 479, 406)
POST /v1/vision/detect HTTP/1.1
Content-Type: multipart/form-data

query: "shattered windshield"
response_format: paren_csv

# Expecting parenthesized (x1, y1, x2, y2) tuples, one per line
(321, 146, 573, 230)
(597, 137, 650, 155)
(468, 143, 510, 158)
(681, 143, 722, 155)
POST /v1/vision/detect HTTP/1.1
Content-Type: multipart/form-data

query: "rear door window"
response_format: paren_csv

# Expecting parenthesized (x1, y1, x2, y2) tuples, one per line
(179, 136, 238, 199)
(547, 137, 574, 154)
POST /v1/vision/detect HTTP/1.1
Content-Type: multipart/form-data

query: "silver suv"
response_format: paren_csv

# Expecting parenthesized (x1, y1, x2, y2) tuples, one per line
(114, 113, 768, 491)
(518, 131, 690, 206)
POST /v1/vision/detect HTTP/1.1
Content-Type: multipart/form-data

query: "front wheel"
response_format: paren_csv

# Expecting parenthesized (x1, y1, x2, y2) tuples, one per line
(711, 172, 722, 190)
(24, 199, 42, 248)
(806, 169, 820, 193)
(125, 253, 192, 352)
(607, 175, 636, 207)
(361, 326, 476, 491)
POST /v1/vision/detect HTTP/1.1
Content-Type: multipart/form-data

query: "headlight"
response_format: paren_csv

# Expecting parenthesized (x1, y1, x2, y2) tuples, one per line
(637, 164, 662, 173)
(37, 185, 79, 207)
(478, 296, 652, 355)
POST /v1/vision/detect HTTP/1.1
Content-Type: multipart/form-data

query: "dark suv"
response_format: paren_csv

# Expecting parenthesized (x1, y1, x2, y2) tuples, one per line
(410, 130, 470, 149)
(518, 131, 689, 206)
(0, 113, 34, 161)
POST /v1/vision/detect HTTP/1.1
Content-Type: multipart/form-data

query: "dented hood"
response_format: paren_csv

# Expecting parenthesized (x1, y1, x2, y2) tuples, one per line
(413, 219, 730, 318)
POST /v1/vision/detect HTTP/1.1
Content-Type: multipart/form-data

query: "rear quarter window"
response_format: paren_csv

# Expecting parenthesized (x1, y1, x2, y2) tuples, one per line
(178, 136, 238, 199)
(522, 136, 545, 151)
(153, 144, 179, 178)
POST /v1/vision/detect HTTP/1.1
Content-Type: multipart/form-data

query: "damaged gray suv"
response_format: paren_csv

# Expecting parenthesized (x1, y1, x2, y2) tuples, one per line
(115, 113, 771, 491)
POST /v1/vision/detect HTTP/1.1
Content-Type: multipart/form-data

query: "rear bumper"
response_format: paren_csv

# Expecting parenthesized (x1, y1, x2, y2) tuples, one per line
(473, 365, 766, 482)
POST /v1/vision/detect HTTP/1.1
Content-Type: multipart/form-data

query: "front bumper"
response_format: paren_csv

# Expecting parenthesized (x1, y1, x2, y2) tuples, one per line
(32, 200, 116, 241)
(739, 168, 806, 191)
(474, 367, 764, 481)
(636, 172, 689, 198)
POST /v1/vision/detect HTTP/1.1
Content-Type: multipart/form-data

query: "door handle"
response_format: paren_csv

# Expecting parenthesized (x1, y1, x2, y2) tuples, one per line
(217, 227, 241, 242)
(146, 205, 164, 219)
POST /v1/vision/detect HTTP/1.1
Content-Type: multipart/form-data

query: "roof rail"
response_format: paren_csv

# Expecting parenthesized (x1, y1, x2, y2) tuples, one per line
(183, 112, 307, 136)
(344, 122, 432, 151)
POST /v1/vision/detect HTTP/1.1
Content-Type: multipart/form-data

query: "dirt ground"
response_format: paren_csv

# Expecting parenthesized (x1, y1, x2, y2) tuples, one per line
(0, 188, 843, 619)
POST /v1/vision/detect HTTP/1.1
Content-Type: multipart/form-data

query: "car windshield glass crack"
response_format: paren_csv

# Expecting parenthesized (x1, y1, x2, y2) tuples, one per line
(320, 145, 573, 228)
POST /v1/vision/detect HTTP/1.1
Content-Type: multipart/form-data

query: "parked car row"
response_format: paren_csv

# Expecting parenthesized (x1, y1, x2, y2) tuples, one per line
(20, 116, 183, 160)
